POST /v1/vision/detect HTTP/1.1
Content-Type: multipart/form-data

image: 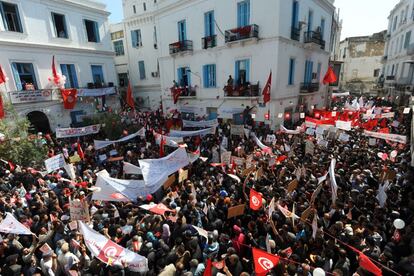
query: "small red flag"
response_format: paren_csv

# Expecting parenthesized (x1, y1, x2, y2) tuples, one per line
(159, 136, 166, 157)
(0, 65, 7, 85)
(252, 247, 279, 275)
(323, 66, 337, 85)
(77, 141, 84, 160)
(51, 56, 60, 85)
(262, 71, 272, 104)
(249, 189, 263, 211)
(203, 258, 212, 276)
(0, 94, 4, 119)
(171, 87, 182, 104)
(60, 88, 77, 109)
(8, 161, 15, 172)
(126, 81, 135, 110)
(359, 252, 382, 276)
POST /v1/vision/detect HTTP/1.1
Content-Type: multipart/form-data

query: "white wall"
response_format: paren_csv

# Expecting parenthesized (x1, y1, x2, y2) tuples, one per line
(156, 0, 334, 126)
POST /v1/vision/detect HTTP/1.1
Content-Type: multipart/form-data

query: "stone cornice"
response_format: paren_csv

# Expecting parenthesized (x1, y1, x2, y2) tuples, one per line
(0, 40, 115, 56)
(41, 0, 110, 16)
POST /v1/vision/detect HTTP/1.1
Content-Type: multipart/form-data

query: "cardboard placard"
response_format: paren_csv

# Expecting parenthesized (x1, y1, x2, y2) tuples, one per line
(231, 156, 245, 167)
(317, 139, 328, 148)
(368, 138, 377, 146)
(242, 166, 256, 177)
(306, 128, 315, 136)
(178, 169, 188, 183)
(227, 204, 246, 219)
(99, 154, 107, 161)
(107, 156, 124, 162)
(39, 243, 52, 254)
(69, 199, 90, 222)
(338, 133, 350, 142)
(69, 154, 81, 164)
(300, 206, 313, 221)
(305, 140, 315, 155)
(230, 125, 245, 136)
(163, 174, 176, 189)
(68, 221, 78, 231)
(221, 151, 232, 166)
(287, 179, 299, 193)
(246, 154, 254, 169)
(315, 126, 325, 135)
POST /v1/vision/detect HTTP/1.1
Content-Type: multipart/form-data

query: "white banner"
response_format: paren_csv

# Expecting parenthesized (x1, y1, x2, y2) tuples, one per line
(280, 125, 301, 135)
(77, 87, 116, 97)
(335, 120, 352, 131)
(363, 130, 407, 144)
(251, 133, 272, 153)
(182, 119, 218, 128)
(94, 128, 145, 150)
(139, 148, 190, 187)
(123, 162, 142, 175)
(56, 124, 100, 138)
(153, 132, 183, 147)
(169, 128, 214, 138)
(79, 221, 148, 272)
(0, 212, 33, 235)
(44, 154, 66, 173)
(332, 92, 350, 97)
(93, 170, 163, 201)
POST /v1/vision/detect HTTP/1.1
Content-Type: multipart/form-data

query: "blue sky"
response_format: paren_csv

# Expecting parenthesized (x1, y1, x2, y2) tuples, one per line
(101, 0, 399, 39)
(101, 0, 123, 23)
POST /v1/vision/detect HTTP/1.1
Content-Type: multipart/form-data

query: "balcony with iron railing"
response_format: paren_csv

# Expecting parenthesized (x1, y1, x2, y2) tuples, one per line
(304, 31, 325, 50)
(170, 86, 197, 98)
(225, 24, 259, 43)
(300, 83, 320, 94)
(291, 27, 300, 41)
(223, 82, 260, 97)
(202, 35, 217, 49)
(169, 40, 193, 55)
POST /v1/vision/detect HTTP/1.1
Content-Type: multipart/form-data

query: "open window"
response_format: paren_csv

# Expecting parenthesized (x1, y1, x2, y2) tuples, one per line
(52, 13, 68, 38)
(0, 1, 23, 32)
(84, 19, 100, 43)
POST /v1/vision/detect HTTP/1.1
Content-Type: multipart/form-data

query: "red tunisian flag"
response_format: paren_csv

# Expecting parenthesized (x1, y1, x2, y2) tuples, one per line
(60, 88, 77, 109)
(171, 87, 182, 104)
(0, 94, 4, 119)
(0, 65, 7, 85)
(203, 259, 212, 276)
(51, 55, 60, 85)
(126, 81, 135, 110)
(252, 247, 280, 275)
(323, 66, 337, 85)
(262, 71, 272, 104)
(77, 141, 85, 160)
(359, 252, 382, 276)
(250, 189, 263, 211)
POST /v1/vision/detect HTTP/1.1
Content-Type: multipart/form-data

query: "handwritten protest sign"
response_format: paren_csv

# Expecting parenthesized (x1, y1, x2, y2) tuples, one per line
(69, 199, 90, 222)
(45, 154, 66, 173)
(231, 156, 245, 167)
(305, 141, 315, 155)
(221, 151, 231, 165)
(231, 125, 245, 136)
(227, 204, 246, 219)
(163, 174, 176, 189)
(178, 169, 188, 183)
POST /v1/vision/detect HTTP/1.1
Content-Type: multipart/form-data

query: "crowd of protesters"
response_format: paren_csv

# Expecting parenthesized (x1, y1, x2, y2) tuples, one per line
(0, 95, 413, 276)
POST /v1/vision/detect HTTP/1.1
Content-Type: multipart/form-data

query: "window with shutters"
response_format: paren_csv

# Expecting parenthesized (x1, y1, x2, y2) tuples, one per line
(131, 29, 142, 47)
(0, 1, 23, 33)
(113, 40, 124, 56)
(84, 19, 100, 43)
(138, 61, 146, 80)
(203, 64, 216, 88)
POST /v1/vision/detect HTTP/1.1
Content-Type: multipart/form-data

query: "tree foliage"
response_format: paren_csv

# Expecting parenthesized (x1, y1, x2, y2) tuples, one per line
(0, 104, 48, 167)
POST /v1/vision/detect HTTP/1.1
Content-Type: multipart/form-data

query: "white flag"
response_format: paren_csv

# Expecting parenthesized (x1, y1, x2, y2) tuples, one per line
(79, 221, 148, 272)
(376, 181, 390, 208)
(329, 159, 338, 204)
(312, 214, 318, 239)
(123, 162, 142, 175)
(0, 212, 33, 235)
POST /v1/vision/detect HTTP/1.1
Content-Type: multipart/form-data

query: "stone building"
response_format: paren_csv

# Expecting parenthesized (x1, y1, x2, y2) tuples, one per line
(338, 31, 386, 94)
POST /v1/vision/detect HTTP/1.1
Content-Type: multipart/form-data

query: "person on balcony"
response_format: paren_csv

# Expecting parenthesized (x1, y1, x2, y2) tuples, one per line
(224, 75, 234, 96)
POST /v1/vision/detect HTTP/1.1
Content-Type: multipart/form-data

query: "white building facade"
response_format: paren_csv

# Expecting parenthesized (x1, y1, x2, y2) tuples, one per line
(0, 0, 118, 132)
(382, 0, 414, 104)
(110, 0, 162, 111)
(155, 0, 336, 126)
(114, 0, 336, 126)
(338, 31, 385, 94)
